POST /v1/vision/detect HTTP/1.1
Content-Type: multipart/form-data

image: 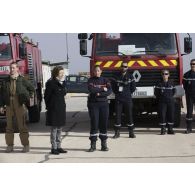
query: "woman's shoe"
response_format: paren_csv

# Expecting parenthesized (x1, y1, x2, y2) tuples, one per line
(51, 149, 59, 155)
(57, 148, 68, 153)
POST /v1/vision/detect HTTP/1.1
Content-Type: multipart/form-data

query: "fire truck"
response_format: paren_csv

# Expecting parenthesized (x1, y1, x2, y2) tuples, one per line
(78, 33, 192, 127)
(0, 33, 42, 123)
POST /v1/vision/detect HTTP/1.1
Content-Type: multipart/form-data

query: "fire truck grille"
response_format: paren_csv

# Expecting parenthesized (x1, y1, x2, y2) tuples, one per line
(27, 53, 35, 85)
(102, 69, 180, 87)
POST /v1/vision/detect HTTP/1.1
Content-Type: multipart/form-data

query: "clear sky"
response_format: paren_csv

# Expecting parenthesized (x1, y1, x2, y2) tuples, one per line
(26, 33, 195, 74)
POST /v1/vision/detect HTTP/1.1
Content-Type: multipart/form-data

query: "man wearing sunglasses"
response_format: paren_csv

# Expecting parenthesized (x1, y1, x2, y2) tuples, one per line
(112, 62, 136, 139)
(183, 59, 195, 134)
(154, 70, 176, 135)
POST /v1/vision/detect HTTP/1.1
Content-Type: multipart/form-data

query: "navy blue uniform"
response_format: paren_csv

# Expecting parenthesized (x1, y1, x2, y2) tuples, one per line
(113, 72, 136, 131)
(183, 70, 195, 131)
(154, 80, 176, 129)
(87, 76, 112, 141)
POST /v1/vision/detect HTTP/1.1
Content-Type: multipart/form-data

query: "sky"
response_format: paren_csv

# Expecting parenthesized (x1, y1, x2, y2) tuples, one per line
(26, 33, 91, 74)
(26, 33, 195, 74)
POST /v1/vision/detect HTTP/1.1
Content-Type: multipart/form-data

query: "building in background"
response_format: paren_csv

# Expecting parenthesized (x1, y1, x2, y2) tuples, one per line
(42, 61, 51, 91)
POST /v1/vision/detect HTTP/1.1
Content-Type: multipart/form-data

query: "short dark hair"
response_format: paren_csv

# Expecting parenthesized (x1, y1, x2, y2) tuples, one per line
(190, 59, 195, 65)
(52, 66, 64, 79)
(121, 62, 128, 67)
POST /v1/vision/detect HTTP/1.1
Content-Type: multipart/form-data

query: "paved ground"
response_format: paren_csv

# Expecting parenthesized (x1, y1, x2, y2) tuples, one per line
(0, 94, 195, 163)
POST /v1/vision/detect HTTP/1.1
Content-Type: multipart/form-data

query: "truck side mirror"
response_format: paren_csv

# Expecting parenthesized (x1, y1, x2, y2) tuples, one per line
(19, 43, 27, 59)
(184, 36, 192, 54)
(80, 40, 87, 55)
(78, 33, 88, 40)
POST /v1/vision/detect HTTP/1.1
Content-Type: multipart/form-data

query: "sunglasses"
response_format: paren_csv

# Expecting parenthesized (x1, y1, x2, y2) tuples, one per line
(191, 63, 195, 66)
(162, 73, 169, 75)
(121, 66, 128, 68)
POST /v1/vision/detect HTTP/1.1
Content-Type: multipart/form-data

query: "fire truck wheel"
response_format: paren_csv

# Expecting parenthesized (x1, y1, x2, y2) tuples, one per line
(28, 105, 40, 123)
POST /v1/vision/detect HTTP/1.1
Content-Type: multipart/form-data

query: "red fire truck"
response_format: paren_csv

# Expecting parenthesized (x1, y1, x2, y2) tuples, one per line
(0, 33, 42, 123)
(78, 33, 192, 126)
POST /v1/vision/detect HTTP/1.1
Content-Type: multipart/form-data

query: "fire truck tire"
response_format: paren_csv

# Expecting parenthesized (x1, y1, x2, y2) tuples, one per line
(174, 102, 181, 127)
(28, 105, 40, 123)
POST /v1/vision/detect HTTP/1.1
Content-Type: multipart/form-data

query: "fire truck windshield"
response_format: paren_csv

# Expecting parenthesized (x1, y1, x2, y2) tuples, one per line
(0, 34, 12, 60)
(95, 33, 177, 56)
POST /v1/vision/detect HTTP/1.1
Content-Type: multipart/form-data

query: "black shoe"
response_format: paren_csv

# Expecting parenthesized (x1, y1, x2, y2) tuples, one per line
(88, 147, 96, 152)
(186, 122, 192, 134)
(88, 141, 96, 152)
(113, 130, 120, 139)
(185, 128, 192, 134)
(101, 146, 109, 151)
(51, 149, 59, 155)
(167, 125, 175, 134)
(101, 140, 109, 151)
(57, 148, 67, 153)
(160, 127, 166, 135)
(128, 126, 136, 138)
(167, 130, 175, 135)
(129, 131, 136, 138)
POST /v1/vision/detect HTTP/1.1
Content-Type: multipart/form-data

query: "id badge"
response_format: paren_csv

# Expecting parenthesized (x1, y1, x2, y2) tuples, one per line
(119, 86, 123, 92)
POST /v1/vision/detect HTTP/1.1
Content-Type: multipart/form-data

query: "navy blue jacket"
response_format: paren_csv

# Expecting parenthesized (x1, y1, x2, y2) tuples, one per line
(88, 76, 112, 102)
(113, 72, 136, 102)
(183, 70, 195, 97)
(154, 80, 176, 102)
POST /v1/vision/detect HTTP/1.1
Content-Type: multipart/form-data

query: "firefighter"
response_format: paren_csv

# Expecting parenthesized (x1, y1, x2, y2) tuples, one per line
(87, 65, 112, 152)
(154, 69, 176, 135)
(112, 62, 136, 139)
(0, 62, 34, 152)
(183, 59, 195, 134)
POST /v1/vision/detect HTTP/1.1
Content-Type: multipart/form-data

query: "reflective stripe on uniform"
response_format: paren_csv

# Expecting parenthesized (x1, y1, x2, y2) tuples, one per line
(114, 124, 121, 127)
(183, 78, 195, 81)
(116, 79, 134, 83)
(167, 122, 174, 125)
(99, 133, 107, 136)
(90, 133, 98, 137)
(127, 123, 134, 127)
(186, 118, 193, 121)
(159, 123, 166, 126)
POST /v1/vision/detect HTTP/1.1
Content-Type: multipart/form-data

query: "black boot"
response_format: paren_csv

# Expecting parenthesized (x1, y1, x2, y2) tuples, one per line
(129, 127, 136, 138)
(167, 125, 175, 135)
(185, 122, 192, 134)
(88, 141, 96, 152)
(113, 129, 120, 139)
(101, 140, 109, 151)
(57, 148, 68, 153)
(51, 149, 59, 155)
(160, 126, 166, 135)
